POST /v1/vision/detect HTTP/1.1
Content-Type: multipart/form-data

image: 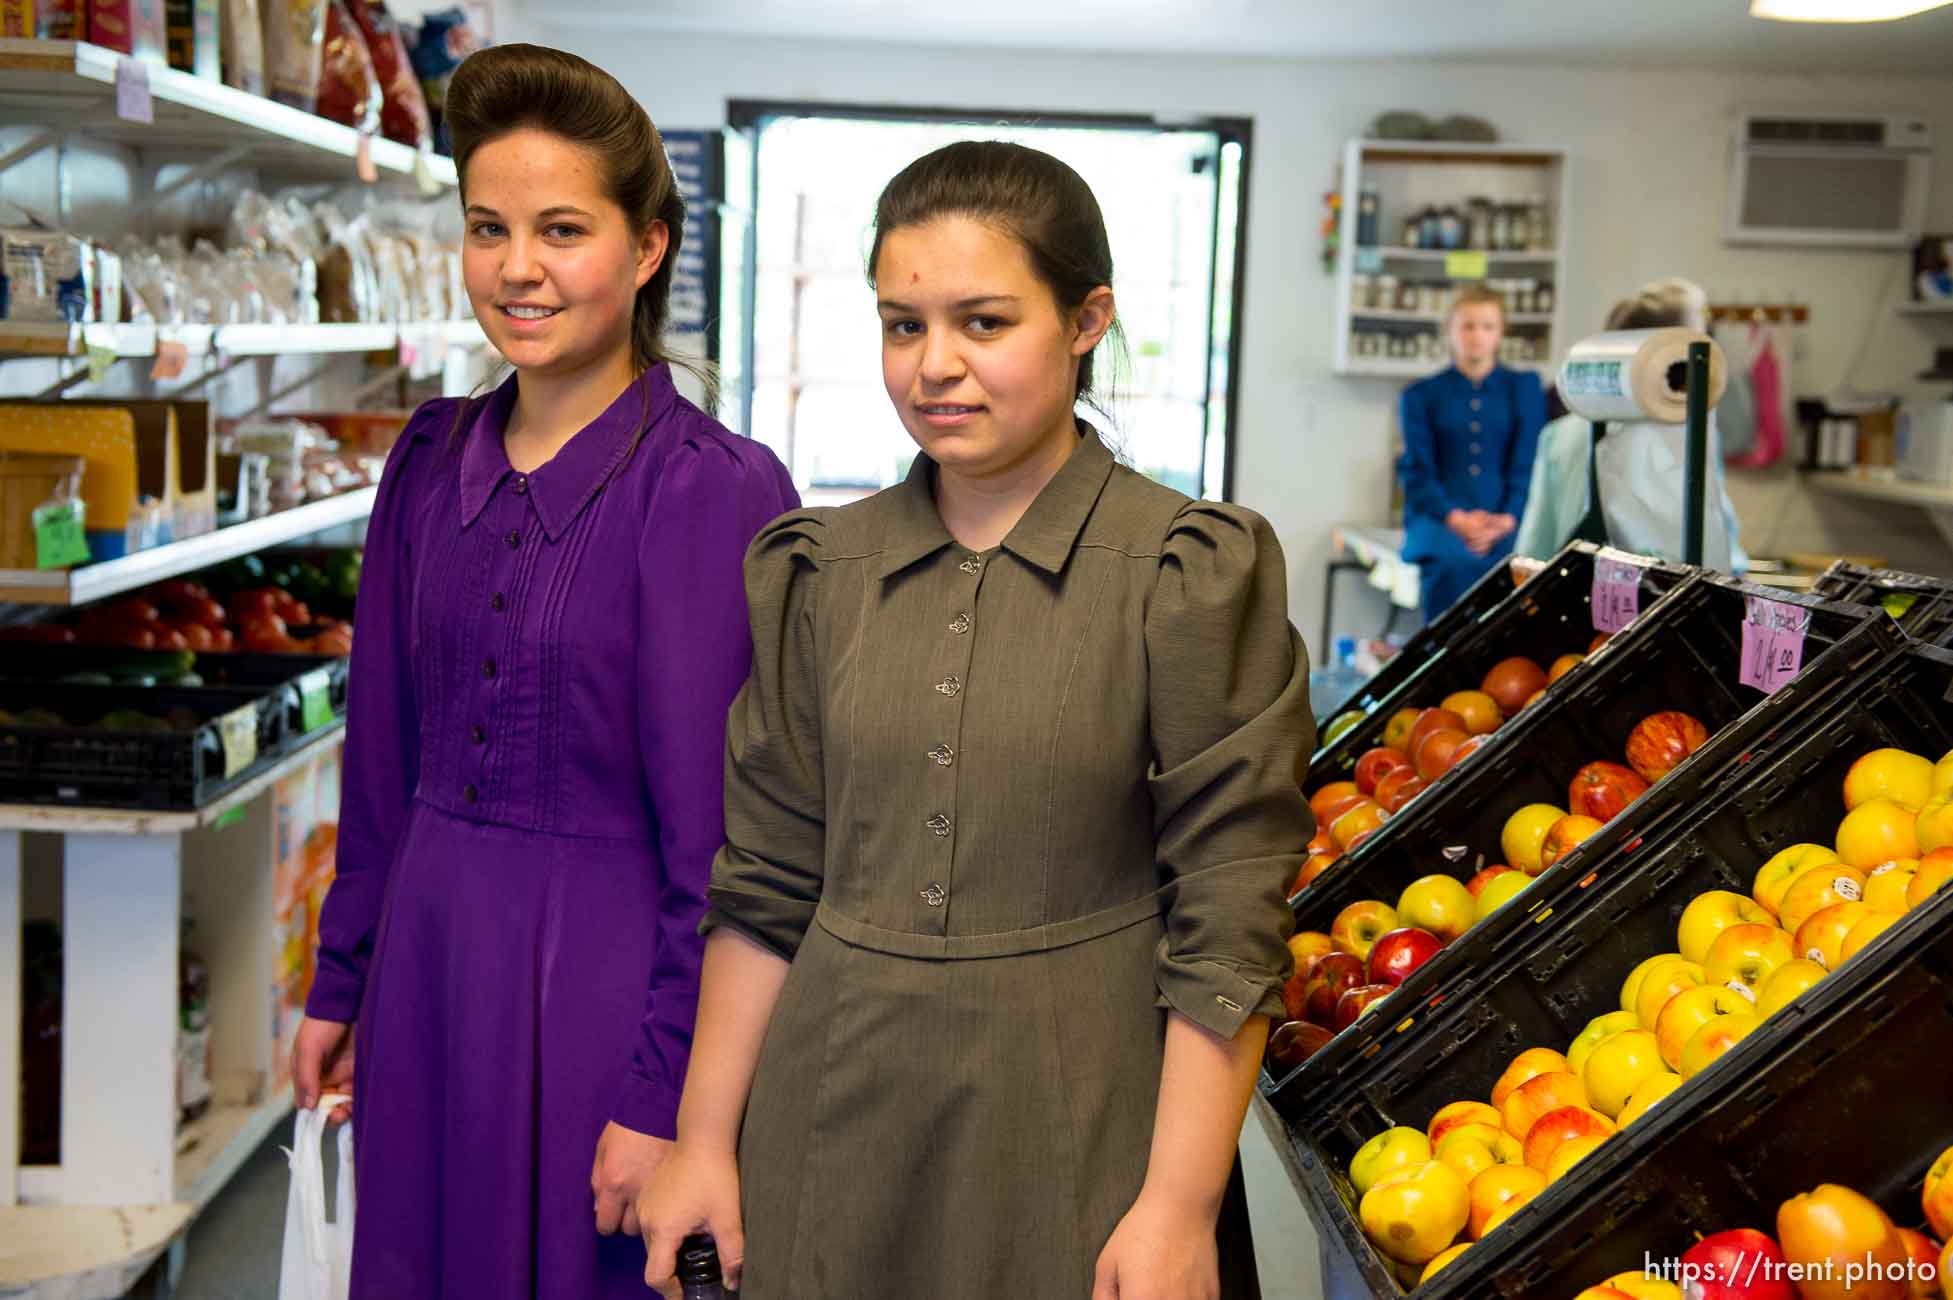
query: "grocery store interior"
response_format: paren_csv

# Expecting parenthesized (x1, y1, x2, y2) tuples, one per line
(5, 0, 1953, 1297)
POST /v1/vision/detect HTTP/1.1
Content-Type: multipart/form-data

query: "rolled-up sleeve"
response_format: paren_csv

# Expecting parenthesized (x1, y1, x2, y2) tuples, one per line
(1144, 501, 1317, 1040)
(698, 510, 829, 961)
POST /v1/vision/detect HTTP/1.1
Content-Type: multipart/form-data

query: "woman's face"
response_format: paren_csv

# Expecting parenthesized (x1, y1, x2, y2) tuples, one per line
(1448, 301, 1505, 370)
(462, 128, 665, 378)
(874, 215, 1112, 479)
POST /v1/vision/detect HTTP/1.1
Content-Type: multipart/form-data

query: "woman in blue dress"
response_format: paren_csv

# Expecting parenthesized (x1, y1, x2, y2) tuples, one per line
(1397, 283, 1545, 620)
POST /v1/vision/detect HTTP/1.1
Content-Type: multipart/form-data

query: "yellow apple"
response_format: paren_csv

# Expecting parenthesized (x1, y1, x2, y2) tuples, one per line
(1436, 1134, 1499, 1181)
(1777, 1183, 1909, 1300)
(1756, 958, 1826, 1017)
(1677, 890, 1774, 964)
(1522, 1105, 1615, 1173)
(1839, 909, 1905, 962)
(1679, 1011, 1761, 1079)
(1545, 1131, 1610, 1183)
(1835, 798, 1921, 869)
(1751, 842, 1842, 917)
(1910, 849, 1953, 907)
(1581, 1028, 1665, 1118)
(1794, 900, 1871, 971)
(1475, 870, 1532, 924)
(1702, 922, 1795, 999)
(1359, 1159, 1469, 1264)
(1655, 984, 1755, 1071)
(1427, 1100, 1505, 1149)
(1916, 800, 1953, 855)
(1923, 1143, 1953, 1237)
(1634, 959, 1707, 1031)
(1501, 1070, 1588, 1141)
(1490, 1047, 1570, 1110)
(1862, 859, 1918, 913)
(1467, 1164, 1545, 1241)
(1934, 748, 1953, 800)
(1419, 1242, 1471, 1285)
(1398, 874, 1477, 944)
(1349, 1125, 1432, 1197)
(1615, 1071, 1683, 1127)
(1502, 803, 1569, 876)
(1842, 747, 1934, 812)
(1606, 1269, 1685, 1300)
(1619, 952, 1690, 1015)
(1566, 1009, 1640, 1077)
(1779, 865, 1871, 937)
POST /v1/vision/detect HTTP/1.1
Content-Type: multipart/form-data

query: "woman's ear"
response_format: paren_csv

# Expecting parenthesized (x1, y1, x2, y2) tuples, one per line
(635, 220, 670, 291)
(1070, 285, 1116, 357)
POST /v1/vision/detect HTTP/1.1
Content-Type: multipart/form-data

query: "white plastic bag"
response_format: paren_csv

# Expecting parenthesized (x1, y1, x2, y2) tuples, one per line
(278, 1094, 355, 1300)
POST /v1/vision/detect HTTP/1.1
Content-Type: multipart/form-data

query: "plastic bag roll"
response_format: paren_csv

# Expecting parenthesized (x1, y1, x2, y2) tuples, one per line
(1556, 328, 1727, 424)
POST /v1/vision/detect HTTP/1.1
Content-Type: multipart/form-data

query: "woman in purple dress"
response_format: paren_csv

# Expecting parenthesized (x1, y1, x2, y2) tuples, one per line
(288, 45, 797, 1299)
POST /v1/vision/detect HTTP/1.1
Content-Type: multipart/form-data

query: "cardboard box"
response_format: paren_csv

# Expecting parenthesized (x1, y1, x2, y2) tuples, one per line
(66, 398, 219, 542)
(88, 0, 166, 61)
(269, 748, 339, 1093)
(0, 403, 140, 560)
(0, 0, 34, 38)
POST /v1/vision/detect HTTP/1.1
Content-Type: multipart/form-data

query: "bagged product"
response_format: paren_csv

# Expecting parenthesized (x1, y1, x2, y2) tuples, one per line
(261, 0, 325, 112)
(404, 6, 481, 154)
(88, 0, 167, 61)
(220, 0, 264, 95)
(348, 0, 429, 147)
(1, 222, 94, 325)
(315, 0, 380, 137)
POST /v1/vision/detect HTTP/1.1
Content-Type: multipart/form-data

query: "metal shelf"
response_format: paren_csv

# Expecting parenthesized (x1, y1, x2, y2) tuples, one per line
(0, 486, 376, 607)
(1897, 301, 1953, 317)
(0, 39, 456, 187)
(0, 320, 482, 360)
(1351, 309, 1554, 324)
(1361, 246, 1560, 263)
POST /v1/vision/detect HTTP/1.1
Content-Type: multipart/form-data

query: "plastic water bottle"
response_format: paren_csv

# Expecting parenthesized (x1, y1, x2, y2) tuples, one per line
(677, 1235, 727, 1300)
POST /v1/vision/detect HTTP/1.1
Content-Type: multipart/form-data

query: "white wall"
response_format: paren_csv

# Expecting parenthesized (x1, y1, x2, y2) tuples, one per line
(507, 16, 1953, 648)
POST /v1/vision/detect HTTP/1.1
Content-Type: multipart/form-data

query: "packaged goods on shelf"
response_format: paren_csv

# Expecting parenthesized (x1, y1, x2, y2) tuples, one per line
(350, 0, 429, 147)
(0, 219, 94, 325)
(219, 0, 263, 94)
(0, 452, 86, 569)
(317, 0, 382, 137)
(163, 0, 221, 80)
(87, 0, 166, 60)
(404, 3, 485, 154)
(0, 0, 31, 35)
(221, 416, 383, 512)
(262, 0, 326, 113)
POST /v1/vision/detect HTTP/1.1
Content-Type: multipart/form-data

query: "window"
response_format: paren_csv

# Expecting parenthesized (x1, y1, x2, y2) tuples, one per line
(721, 104, 1250, 504)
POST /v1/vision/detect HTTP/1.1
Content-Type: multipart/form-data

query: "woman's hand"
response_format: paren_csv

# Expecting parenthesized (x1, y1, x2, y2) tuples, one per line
(637, 1142, 747, 1292)
(290, 1017, 355, 1124)
(1092, 1187, 1220, 1300)
(1447, 508, 1501, 555)
(592, 1122, 674, 1236)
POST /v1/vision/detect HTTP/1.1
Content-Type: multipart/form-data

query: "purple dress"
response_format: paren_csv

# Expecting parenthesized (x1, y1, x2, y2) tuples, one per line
(306, 365, 798, 1299)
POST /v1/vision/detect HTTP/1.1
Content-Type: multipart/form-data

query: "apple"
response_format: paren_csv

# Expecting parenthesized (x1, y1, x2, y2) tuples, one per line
(1466, 864, 1519, 897)
(1265, 1020, 1334, 1073)
(1655, 984, 1755, 1071)
(1835, 798, 1920, 870)
(1566, 1009, 1640, 1076)
(1678, 1010, 1760, 1079)
(1288, 929, 1334, 974)
(1842, 747, 1934, 813)
(1590, 632, 1612, 653)
(1475, 870, 1531, 923)
(1580, 1027, 1665, 1118)
(1348, 1124, 1431, 1197)
(1572, 1289, 1637, 1300)
(1522, 1104, 1615, 1172)
(1301, 951, 1365, 1025)
(1541, 814, 1605, 871)
(1568, 760, 1651, 822)
(1752, 842, 1842, 917)
(1894, 1227, 1938, 1300)
(1634, 959, 1707, 1032)
(1281, 969, 1311, 1022)
(1502, 803, 1569, 876)
(1481, 657, 1548, 716)
(1544, 1131, 1610, 1183)
(1604, 1269, 1684, 1300)
(1916, 800, 1953, 855)
(1910, 848, 1953, 907)
(1309, 781, 1362, 824)
(1547, 652, 1584, 684)
(1703, 922, 1796, 998)
(1793, 901, 1870, 972)
(1441, 689, 1503, 736)
(1397, 874, 1476, 942)
(1923, 1143, 1953, 1238)
(1334, 982, 1395, 1031)
(1374, 767, 1426, 813)
(1777, 1183, 1908, 1300)
(1436, 1126, 1506, 1170)
(1428, 1100, 1505, 1149)
(1779, 865, 1871, 937)
(1408, 707, 1470, 757)
(1355, 745, 1415, 796)
(1620, 951, 1690, 1014)
(1368, 929, 1441, 989)
(1415, 728, 1471, 781)
(1677, 890, 1774, 964)
(1290, 852, 1339, 895)
(1420, 1242, 1472, 1285)
(1466, 1164, 1546, 1240)
(1381, 707, 1423, 754)
(1451, 733, 1492, 766)
(1330, 900, 1398, 962)
(1614, 1071, 1683, 1128)
(1679, 1228, 1796, 1300)
(1756, 958, 1826, 1018)
(1359, 1159, 1469, 1264)
(1862, 858, 1918, 913)
(1491, 1047, 1570, 1109)
(1625, 711, 1711, 785)
(1839, 909, 1904, 962)
(1501, 1070, 1587, 1141)
(1331, 799, 1387, 850)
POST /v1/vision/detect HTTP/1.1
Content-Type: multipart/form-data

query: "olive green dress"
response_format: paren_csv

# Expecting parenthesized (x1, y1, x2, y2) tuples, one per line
(701, 430, 1316, 1299)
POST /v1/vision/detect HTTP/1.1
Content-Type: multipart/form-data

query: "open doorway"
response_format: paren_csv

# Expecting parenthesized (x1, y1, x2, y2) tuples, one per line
(721, 103, 1250, 504)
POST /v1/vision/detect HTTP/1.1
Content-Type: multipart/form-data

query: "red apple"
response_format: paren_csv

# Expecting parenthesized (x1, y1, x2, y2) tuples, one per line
(1466, 864, 1519, 897)
(1375, 769, 1427, 813)
(1302, 952, 1365, 1025)
(1408, 708, 1470, 758)
(1318, 793, 1369, 826)
(1626, 711, 1711, 784)
(1355, 746, 1415, 796)
(1265, 1020, 1334, 1073)
(1678, 1228, 1795, 1300)
(1334, 982, 1395, 1032)
(1482, 657, 1549, 716)
(1290, 852, 1339, 894)
(1367, 927, 1444, 988)
(1415, 728, 1471, 781)
(1568, 760, 1651, 822)
(1451, 734, 1492, 766)
(1281, 970, 1312, 1023)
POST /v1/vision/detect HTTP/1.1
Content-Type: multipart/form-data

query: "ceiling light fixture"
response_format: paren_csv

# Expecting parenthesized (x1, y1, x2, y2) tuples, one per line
(1750, 0, 1952, 21)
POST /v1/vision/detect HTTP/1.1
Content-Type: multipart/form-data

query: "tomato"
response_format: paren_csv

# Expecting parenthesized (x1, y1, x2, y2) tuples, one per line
(152, 626, 190, 652)
(228, 590, 280, 619)
(175, 622, 214, 651)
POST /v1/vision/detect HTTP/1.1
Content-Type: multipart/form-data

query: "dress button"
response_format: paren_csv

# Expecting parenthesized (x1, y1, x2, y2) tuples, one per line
(921, 883, 946, 907)
(1469, 421, 1482, 433)
(926, 813, 953, 837)
(1468, 465, 1482, 477)
(1470, 398, 1482, 411)
(463, 784, 479, 804)
(927, 744, 955, 767)
(491, 592, 505, 612)
(482, 657, 497, 679)
(948, 612, 972, 635)
(507, 530, 521, 550)
(934, 676, 962, 698)
(513, 476, 528, 496)
(470, 724, 485, 745)
(1470, 442, 1482, 454)
(959, 556, 982, 576)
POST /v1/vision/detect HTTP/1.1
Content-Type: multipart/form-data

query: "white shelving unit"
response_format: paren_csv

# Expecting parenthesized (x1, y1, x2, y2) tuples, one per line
(0, 321, 480, 362)
(1897, 301, 1953, 317)
(1331, 140, 1571, 379)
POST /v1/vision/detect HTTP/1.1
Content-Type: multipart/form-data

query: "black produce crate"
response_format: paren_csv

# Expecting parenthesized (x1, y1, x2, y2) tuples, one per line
(1811, 560, 1953, 643)
(1283, 641, 1953, 1300)
(1305, 543, 1695, 791)
(1316, 557, 1528, 728)
(0, 682, 290, 811)
(1264, 575, 1895, 1116)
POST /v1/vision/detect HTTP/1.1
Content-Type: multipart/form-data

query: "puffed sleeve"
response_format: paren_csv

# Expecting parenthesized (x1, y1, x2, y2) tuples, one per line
(1397, 382, 1455, 522)
(697, 510, 829, 962)
(306, 403, 443, 1023)
(614, 436, 800, 1139)
(1145, 501, 1317, 1041)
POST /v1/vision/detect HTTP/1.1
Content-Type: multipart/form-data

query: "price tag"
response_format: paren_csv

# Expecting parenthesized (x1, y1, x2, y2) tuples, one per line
(1354, 247, 1383, 274)
(85, 339, 118, 382)
(1739, 595, 1811, 694)
(212, 807, 246, 830)
(1590, 556, 1643, 633)
(1444, 250, 1489, 280)
(298, 668, 334, 732)
(413, 144, 441, 197)
(150, 337, 189, 381)
(1882, 591, 1919, 622)
(115, 58, 153, 124)
(33, 498, 90, 569)
(355, 130, 378, 184)
(217, 705, 259, 778)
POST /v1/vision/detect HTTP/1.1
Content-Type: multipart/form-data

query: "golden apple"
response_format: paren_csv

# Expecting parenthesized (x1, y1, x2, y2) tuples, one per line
(1777, 1182, 1908, 1300)
(1502, 803, 1569, 876)
(1794, 900, 1872, 971)
(1917, 800, 1953, 855)
(1655, 984, 1755, 1071)
(1349, 1125, 1431, 1197)
(1359, 1159, 1469, 1264)
(1894, 1227, 1938, 1300)
(1397, 874, 1478, 944)
(1606, 1269, 1684, 1300)
(1501, 1070, 1588, 1141)
(1634, 959, 1708, 1031)
(1910, 848, 1953, 907)
(1702, 922, 1796, 999)
(1862, 859, 1919, 913)
(1614, 1071, 1683, 1127)
(1467, 1164, 1545, 1240)
(1756, 958, 1826, 1018)
(1491, 1046, 1570, 1109)
(1923, 1143, 1953, 1238)
(1544, 1131, 1610, 1183)
(1580, 1028, 1665, 1118)
(1474, 869, 1532, 924)
(1842, 747, 1934, 812)
(1752, 842, 1842, 917)
(1522, 1104, 1615, 1173)
(1619, 952, 1691, 1014)
(1934, 748, 1953, 801)
(1679, 1011, 1761, 1079)
(1419, 1241, 1471, 1285)
(1566, 1010, 1640, 1076)
(1835, 798, 1920, 869)
(1677, 890, 1774, 964)
(1427, 1100, 1505, 1149)
(1780, 865, 1872, 937)
(1435, 1134, 1499, 1181)
(1839, 909, 1905, 962)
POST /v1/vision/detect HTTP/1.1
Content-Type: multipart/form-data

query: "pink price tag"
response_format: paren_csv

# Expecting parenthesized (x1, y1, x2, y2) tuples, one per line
(1590, 557, 1643, 634)
(1740, 595, 1811, 693)
(116, 58, 154, 124)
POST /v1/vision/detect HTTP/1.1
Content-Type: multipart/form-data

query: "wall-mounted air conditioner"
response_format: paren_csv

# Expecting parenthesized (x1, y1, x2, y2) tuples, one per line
(1726, 111, 1931, 249)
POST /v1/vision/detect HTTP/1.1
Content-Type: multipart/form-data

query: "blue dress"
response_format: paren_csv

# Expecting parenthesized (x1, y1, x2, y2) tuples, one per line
(1397, 364, 1546, 618)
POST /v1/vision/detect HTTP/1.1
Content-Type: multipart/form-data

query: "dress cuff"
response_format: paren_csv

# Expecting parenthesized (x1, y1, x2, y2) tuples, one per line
(303, 967, 364, 1024)
(1153, 950, 1286, 1041)
(698, 887, 817, 961)
(611, 1071, 681, 1142)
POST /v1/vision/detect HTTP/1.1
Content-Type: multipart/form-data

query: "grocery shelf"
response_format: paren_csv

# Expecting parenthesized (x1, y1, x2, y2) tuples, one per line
(0, 486, 376, 607)
(172, 1086, 295, 1208)
(0, 320, 479, 360)
(0, 1203, 193, 1295)
(1350, 308, 1554, 324)
(0, 38, 457, 187)
(1358, 245, 1560, 263)
(1336, 356, 1552, 378)
(1897, 300, 1953, 316)
(1804, 469, 1953, 509)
